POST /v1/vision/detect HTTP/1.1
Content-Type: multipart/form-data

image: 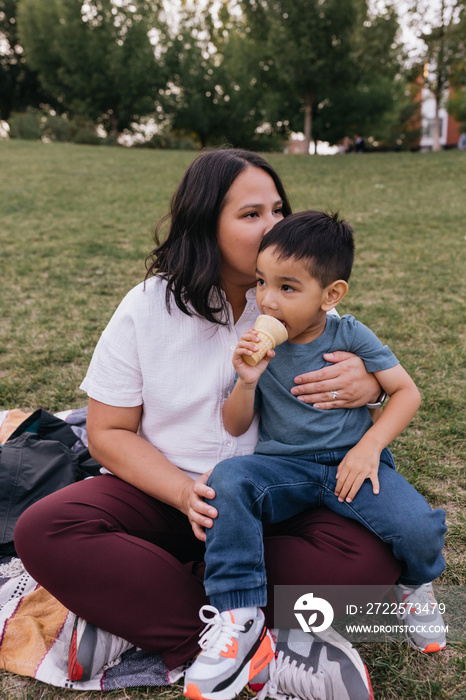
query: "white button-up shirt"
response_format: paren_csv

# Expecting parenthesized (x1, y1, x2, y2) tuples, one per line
(81, 277, 260, 480)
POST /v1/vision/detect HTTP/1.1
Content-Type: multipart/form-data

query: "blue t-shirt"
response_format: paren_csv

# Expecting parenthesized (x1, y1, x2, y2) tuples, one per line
(254, 314, 398, 456)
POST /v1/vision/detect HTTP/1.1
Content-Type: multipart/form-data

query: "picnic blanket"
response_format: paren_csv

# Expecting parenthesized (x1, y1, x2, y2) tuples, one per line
(0, 408, 185, 690)
(0, 558, 184, 689)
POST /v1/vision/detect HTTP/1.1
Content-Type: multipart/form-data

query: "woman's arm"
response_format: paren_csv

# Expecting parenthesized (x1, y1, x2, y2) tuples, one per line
(291, 351, 381, 408)
(86, 398, 217, 541)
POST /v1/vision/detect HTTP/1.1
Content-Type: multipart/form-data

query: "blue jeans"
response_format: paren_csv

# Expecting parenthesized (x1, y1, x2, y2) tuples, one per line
(204, 449, 446, 612)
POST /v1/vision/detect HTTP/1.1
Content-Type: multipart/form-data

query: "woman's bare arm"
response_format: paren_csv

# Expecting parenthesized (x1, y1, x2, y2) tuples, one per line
(291, 351, 381, 409)
(86, 398, 217, 541)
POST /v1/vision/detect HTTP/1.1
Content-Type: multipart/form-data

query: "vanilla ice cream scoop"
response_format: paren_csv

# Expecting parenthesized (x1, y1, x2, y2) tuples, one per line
(243, 315, 288, 366)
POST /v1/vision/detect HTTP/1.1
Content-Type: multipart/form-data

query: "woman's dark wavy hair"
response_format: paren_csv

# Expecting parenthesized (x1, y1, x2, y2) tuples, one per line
(145, 147, 292, 325)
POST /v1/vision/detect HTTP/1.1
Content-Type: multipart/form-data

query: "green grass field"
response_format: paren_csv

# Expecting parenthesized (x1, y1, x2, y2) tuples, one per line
(0, 141, 465, 699)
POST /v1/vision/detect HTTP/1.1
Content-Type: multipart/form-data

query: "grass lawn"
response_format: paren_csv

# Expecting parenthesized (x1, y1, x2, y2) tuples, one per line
(0, 140, 465, 699)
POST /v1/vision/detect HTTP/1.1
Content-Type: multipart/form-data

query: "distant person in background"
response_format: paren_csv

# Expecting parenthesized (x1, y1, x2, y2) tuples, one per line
(457, 132, 466, 150)
(338, 136, 351, 154)
(354, 134, 365, 153)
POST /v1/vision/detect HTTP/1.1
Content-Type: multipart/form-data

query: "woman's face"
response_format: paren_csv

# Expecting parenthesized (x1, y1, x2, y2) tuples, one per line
(217, 166, 284, 287)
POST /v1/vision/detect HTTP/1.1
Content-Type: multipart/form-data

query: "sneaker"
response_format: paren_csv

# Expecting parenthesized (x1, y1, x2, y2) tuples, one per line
(392, 582, 447, 653)
(183, 605, 275, 700)
(68, 616, 134, 681)
(255, 627, 373, 700)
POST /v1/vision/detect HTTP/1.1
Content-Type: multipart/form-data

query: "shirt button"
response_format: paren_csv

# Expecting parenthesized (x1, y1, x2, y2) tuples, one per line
(227, 441, 233, 447)
(230, 345, 235, 350)
(223, 392, 229, 398)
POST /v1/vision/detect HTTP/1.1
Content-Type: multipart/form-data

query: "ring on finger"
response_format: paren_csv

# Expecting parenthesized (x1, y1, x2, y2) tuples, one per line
(331, 390, 339, 400)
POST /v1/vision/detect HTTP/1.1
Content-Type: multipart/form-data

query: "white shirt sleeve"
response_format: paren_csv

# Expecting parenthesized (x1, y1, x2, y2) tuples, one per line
(80, 292, 143, 407)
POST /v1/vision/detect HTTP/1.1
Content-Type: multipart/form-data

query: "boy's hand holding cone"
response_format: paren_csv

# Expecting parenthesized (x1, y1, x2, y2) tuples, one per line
(243, 315, 288, 367)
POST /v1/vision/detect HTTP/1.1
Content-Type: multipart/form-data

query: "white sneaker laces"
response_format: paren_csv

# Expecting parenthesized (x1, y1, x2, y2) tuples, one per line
(397, 584, 436, 620)
(197, 605, 245, 660)
(258, 650, 326, 700)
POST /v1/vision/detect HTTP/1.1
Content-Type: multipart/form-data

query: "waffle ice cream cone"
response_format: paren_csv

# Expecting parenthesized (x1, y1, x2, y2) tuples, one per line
(243, 315, 288, 366)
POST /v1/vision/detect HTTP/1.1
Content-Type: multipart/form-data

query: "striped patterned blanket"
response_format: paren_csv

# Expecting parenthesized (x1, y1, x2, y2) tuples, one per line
(0, 559, 183, 690)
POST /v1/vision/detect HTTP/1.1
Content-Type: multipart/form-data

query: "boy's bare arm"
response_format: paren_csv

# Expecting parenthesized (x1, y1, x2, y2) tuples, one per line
(335, 363, 421, 503)
(223, 379, 257, 436)
(360, 364, 421, 446)
(223, 329, 274, 437)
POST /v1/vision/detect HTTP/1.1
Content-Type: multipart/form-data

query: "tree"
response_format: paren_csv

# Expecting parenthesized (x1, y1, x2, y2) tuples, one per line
(239, 0, 357, 153)
(0, 0, 55, 120)
(160, 4, 228, 148)
(313, 3, 406, 145)
(160, 2, 288, 149)
(407, 0, 466, 150)
(238, 0, 404, 152)
(16, 0, 168, 136)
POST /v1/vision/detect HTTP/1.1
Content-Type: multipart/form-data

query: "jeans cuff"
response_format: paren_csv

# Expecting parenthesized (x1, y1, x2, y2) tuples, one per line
(209, 586, 267, 612)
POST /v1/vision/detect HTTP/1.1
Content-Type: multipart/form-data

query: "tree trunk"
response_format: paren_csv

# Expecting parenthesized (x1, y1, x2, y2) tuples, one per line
(432, 92, 442, 152)
(109, 111, 119, 140)
(432, 0, 445, 153)
(303, 88, 312, 155)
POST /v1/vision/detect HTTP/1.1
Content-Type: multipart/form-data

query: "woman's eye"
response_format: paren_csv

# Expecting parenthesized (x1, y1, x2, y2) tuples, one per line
(282, 285, 294, 292)
(274, 207, 283, 216)
(245, 211, 259, 219)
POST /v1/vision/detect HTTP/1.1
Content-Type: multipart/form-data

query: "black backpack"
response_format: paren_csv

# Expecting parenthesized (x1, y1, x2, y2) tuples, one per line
(0, 408, 101, 555)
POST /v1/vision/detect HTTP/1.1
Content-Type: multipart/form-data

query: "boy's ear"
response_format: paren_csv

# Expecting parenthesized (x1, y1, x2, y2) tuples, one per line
(321, 280, 348, 311)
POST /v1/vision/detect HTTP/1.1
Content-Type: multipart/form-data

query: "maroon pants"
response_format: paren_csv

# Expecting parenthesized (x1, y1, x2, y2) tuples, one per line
(14, 474, 400, 670)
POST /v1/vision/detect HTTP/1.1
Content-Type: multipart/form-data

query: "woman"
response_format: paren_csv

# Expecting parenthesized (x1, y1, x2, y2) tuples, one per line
(15, 148, 399, 699)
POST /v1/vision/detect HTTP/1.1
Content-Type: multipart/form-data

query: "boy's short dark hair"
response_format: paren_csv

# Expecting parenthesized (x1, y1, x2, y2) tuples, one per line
(258, 210, 355, 287)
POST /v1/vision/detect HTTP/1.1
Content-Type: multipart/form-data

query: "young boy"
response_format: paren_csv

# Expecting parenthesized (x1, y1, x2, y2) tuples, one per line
(184, 211, 446, 699)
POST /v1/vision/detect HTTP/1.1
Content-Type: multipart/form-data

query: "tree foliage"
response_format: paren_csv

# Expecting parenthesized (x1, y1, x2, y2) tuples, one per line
(16, 0, 167, 135)
(0, 0, 56, 119)
(160, 4, 232, 148)
(3, 0, 427, 148)
(159, 2, 288, 149)
(238, 0, 405, 150)
(239, 0, 356, 150)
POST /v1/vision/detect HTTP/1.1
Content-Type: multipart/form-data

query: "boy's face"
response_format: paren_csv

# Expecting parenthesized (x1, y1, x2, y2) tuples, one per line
(255, 247, 340, 344)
